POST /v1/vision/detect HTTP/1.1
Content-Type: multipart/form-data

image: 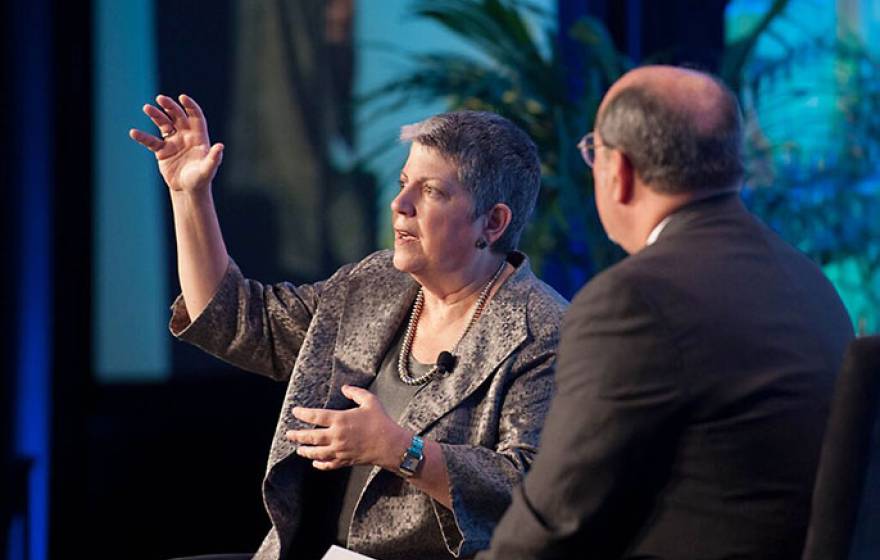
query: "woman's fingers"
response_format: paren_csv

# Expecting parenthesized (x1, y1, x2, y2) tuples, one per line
(286, 428, 331, 446)
(155, 94, 188, 128)
(341, 384, 375, 407)
(292, 406, 338, 427)
(129, 128, 164, 153)
(137, 94, 209, 145)
(179, 94, 206, 122)
(296, 443, 339, 462)
(142, 103, 175, 136)
(311, 460, 344, 471)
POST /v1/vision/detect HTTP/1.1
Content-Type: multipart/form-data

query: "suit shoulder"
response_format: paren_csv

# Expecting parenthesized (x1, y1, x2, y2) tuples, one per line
(350, 249, 396, 273)
(333, 249, 397, 279)
(319, 250, 401, 290)
(531, 276, 568, 314)
(571, 256, 648, 306)
(518, 274, 568, 343)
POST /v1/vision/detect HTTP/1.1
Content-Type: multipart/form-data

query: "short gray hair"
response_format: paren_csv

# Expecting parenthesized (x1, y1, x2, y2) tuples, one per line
(596, 75, 744, 194)
(400, 111, 541, 254)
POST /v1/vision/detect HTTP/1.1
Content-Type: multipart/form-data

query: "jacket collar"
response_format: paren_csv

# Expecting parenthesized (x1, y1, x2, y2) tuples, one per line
(326, 259, 419, 408)
(651, 191, 745, 244)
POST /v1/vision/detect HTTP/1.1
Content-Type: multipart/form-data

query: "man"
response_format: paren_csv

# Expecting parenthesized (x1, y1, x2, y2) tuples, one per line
(479, 66, 854, 559)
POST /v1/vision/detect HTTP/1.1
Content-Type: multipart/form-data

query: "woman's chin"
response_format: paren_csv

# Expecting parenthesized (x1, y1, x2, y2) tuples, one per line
(392, 248, 423, 274)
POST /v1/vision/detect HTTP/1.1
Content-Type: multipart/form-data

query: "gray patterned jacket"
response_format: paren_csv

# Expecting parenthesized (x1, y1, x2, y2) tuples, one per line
(170, 249, 567, 560)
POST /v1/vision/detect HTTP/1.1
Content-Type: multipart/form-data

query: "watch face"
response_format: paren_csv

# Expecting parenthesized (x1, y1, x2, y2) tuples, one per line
(400, 454, 420, 476)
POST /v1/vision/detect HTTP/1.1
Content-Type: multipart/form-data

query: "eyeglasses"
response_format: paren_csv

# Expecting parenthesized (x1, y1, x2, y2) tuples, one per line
(577, 132, 605, 168)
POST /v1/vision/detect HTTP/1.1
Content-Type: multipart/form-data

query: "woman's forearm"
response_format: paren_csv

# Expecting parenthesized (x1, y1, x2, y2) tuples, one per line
(170, 186, 229, 321)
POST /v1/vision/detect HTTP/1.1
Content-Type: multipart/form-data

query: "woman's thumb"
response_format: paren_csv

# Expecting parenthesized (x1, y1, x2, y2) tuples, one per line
(209, 142, 225, 165)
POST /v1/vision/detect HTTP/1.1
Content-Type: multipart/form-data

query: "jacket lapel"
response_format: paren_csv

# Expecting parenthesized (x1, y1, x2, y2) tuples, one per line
(324, 264, 419, 410)
(397, 261, 531, 435)
(270, 257, 417, 469)
(352, 259, 534, 524)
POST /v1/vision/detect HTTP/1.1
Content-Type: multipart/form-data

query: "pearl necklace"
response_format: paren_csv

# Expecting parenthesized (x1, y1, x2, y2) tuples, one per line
(397, 260, 507, 386)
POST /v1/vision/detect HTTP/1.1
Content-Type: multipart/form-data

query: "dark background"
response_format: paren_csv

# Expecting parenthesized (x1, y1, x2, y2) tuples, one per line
(3, 1, 874, 560)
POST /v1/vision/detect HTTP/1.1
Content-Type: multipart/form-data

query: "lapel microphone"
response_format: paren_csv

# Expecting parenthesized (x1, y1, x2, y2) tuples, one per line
(436, 351, 457, 374)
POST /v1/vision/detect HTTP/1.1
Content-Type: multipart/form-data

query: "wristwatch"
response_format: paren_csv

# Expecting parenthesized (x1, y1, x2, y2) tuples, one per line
(398, 434, 424, 477)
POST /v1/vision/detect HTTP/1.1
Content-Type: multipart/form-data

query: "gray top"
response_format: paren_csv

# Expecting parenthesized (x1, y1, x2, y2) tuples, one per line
(336, 327, 430, 544)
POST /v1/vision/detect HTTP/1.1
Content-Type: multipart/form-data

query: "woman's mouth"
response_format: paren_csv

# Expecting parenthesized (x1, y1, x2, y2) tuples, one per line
(395, 229, 417, 242)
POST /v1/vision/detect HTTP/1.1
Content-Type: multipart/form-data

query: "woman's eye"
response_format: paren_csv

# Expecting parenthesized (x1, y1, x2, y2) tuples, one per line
(424, 185, 444, 197)
(398, 180, 406, 190)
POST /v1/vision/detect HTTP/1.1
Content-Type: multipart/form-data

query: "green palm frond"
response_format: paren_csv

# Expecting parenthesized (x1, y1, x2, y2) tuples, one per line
(720, 0, 790, 91)
(364, 0, 628, 283)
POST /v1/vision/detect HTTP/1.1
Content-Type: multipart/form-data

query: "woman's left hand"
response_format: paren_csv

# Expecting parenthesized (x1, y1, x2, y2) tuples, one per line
(287, 385, 410, 471)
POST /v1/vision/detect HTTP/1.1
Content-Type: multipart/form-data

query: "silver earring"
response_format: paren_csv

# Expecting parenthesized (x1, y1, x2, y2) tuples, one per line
(475, 238, 488, 249)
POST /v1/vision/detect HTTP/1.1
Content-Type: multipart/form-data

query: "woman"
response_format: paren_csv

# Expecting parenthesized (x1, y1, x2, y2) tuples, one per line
(129, 95, 567, 560)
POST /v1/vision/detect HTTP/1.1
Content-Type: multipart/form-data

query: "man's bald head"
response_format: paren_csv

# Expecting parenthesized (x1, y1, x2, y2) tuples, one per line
(595, 65, 744, 194)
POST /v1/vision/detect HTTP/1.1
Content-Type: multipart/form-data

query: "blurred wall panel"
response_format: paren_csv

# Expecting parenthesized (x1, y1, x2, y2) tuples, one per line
(93, 0, 170, 382)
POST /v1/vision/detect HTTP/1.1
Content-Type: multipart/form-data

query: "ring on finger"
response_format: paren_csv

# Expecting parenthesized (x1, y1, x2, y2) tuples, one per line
(161, 128, 177, 139)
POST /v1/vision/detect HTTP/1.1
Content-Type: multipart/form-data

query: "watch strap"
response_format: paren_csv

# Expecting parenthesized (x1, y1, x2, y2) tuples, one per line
(398, 434, 424, 477)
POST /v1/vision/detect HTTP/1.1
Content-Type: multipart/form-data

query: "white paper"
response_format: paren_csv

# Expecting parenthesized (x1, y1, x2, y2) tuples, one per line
(321, 544, 378, 560)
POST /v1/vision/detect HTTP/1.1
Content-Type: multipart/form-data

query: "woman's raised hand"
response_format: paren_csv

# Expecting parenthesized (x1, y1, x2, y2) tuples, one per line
(129, 94, 224, 193)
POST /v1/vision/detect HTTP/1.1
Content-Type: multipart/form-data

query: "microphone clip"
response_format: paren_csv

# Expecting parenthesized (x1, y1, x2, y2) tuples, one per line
(436, 351, 457, 374)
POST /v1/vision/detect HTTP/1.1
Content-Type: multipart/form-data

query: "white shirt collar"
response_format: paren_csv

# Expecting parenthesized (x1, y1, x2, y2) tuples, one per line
(645, 215, 673, 246)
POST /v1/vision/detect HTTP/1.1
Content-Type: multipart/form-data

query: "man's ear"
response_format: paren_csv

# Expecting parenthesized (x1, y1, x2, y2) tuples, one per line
(611, 151, 635, 205)
(483, 203, 513, 246)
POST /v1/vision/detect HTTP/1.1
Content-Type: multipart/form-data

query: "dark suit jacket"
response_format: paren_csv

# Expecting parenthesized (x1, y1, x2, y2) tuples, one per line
(480, 194, 854, 559)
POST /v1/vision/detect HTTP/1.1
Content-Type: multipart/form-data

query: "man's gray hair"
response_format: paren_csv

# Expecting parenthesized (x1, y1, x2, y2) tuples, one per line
(596, 74, 745, 194)
(400, 111, 541, 254)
